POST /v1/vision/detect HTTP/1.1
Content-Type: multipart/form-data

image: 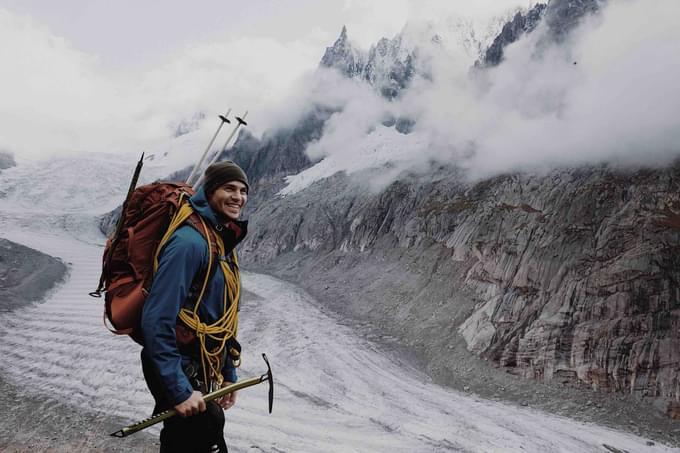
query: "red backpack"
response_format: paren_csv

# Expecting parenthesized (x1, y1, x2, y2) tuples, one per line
(90, 181, 217, 345)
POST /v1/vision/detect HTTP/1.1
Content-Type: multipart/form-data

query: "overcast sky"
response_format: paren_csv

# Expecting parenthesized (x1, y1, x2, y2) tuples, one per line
(1, 0, 533, 68)
(0, 0, 532, 159)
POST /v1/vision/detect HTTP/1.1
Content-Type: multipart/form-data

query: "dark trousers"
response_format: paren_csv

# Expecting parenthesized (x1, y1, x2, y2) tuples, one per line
(141, 350, 228, 453)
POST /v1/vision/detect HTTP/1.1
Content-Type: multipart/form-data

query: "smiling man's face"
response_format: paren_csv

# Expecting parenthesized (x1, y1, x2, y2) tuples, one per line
(208, 180, 248, 221)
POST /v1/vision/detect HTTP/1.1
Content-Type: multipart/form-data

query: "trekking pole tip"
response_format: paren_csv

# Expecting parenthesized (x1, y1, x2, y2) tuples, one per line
(110, 429, 125, 438)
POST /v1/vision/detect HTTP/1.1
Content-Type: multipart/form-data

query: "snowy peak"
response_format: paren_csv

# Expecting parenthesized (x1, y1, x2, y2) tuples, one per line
(364, 35, 417, 100)
(319, 26, 423, 99)
(320, 25, 366, 78)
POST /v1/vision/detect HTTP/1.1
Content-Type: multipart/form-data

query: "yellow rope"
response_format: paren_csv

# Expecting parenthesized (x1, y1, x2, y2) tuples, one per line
(154, 195, 240, 390)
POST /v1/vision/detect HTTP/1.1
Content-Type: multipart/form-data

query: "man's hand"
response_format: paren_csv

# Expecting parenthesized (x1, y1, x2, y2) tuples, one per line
(174, 391, 206, 417)
(216, 381, 238, 410)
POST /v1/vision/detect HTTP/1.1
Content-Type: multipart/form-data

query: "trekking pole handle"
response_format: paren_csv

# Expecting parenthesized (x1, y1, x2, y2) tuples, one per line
(111, 353, 273, 438)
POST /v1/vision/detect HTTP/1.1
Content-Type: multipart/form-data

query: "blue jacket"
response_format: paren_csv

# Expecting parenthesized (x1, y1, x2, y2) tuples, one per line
(141, 187, 246, 405)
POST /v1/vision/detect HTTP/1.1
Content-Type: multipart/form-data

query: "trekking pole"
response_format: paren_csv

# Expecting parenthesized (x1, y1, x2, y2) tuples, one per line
(185, 110, 232, 186)
(110, 353, 274, 438)
(89, 152, 145, 298)
(193, 111, 248, 191)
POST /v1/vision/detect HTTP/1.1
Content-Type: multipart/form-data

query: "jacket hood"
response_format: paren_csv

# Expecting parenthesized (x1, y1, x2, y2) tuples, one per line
(189, 186, 222, 229)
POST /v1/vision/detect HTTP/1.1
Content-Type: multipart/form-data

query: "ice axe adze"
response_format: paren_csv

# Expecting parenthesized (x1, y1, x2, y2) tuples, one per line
(111, 353, 274, 438)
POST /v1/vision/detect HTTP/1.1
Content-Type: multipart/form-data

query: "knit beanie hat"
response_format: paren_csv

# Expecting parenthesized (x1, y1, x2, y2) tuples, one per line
(203, 161, 249, 195)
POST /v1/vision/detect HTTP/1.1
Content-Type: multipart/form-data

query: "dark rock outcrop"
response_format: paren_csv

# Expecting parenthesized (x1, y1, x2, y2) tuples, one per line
(481, 3, 547, 67)
(0, 239, 68, 311)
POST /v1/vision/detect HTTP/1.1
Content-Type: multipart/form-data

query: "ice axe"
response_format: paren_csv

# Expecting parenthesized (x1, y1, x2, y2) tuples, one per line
(111, 353, 274, 438)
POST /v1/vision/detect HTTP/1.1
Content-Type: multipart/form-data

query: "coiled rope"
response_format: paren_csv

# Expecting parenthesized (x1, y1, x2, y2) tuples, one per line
(154, 195, 240, 390)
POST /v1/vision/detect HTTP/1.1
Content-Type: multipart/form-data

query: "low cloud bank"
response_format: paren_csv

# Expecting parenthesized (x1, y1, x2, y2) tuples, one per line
(294, 0, 680, 188)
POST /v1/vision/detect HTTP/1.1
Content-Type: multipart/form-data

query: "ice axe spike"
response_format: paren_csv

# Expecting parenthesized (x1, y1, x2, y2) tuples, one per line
(185, 110, 232, 186)
(110, 353, 273, 438)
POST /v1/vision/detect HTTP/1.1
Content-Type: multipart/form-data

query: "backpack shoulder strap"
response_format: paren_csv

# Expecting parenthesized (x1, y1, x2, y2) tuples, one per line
(183, 210, 221, 309)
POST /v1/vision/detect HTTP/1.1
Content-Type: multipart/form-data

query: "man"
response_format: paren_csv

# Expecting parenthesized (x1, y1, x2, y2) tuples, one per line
(141, 161, 249, 453)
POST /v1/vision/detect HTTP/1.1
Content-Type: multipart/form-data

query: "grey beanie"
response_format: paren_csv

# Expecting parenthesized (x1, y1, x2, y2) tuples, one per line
(203, 161, 249, 195)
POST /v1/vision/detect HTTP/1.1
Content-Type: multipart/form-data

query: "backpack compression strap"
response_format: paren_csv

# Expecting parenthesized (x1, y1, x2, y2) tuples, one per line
(155, 197, 240, 389)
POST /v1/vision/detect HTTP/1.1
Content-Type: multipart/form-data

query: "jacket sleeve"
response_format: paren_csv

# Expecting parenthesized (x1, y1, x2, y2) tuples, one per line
(141, 228, 206, 406)
(221, 357, 238, 383)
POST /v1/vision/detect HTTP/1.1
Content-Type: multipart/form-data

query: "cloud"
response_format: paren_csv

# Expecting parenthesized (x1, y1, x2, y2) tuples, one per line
(0, 8, 320, 159)
(459, 0, 680, 178)
(293, 0, 680, 189)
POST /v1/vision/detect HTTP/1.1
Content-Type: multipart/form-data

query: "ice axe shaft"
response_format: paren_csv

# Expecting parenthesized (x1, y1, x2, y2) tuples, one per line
(111, 353, 273, 438)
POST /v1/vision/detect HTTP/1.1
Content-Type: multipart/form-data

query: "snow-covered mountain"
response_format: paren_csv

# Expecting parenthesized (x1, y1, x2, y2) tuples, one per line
(320, 16, 504, 99)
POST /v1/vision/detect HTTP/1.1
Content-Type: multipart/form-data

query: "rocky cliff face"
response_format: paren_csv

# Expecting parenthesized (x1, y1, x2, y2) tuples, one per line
(242, 164, 680, 417)
(481, 3, 547, 67)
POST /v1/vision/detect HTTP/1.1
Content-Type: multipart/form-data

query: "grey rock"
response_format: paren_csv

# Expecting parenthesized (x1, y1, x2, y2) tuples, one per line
(481, 3, 547, 67)
(395, 117, 415, 135)
(0, 238, 68, 311)
(0, 150, 16, 171)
